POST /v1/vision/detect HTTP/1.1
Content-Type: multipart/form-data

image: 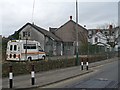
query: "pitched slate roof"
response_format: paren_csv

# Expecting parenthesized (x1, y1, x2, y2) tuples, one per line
(55, 20, 87, 32)
(19, 23, 61, 41)
(54, 20, 88, 43)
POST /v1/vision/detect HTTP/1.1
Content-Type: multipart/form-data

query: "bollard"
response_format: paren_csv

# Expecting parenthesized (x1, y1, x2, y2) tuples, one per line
(31, 64, 35, 85)
(81, 59, 83, 70)
(9, 64, 13, 88)
(86, 58, 89, 70)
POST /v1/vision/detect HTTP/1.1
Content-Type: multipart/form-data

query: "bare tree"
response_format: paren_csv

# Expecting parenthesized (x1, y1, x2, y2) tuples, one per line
(101, 24, 119, 51)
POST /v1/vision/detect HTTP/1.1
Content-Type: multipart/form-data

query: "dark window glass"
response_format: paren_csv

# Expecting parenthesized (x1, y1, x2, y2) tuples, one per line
(14, 45, 17, 51)
(23, 44, 36, 49)
(24, 46, 26, 49)
(28, 32, 30, 37)
(31, 46, 36, 49)
(23, 32, 26, 37)
(10, 45, 12, 51)
(28, 46, 30, 49)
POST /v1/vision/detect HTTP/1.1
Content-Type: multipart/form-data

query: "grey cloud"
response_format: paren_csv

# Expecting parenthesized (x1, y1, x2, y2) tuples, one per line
(1, 1, 118, 36)
(78, 2, 117, 28)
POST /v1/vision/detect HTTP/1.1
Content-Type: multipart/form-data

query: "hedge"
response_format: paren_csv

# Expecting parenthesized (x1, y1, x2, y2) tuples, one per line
(2, 54, 113, 77)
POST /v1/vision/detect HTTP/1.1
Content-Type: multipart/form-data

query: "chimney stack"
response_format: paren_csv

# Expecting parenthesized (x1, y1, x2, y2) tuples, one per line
(70, 16, 72, 20)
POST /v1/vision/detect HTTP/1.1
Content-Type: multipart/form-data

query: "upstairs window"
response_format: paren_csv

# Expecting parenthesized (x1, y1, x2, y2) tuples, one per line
(28, 32, 30, 37)
(23, 32, 27, 37)
(23, 32, 30, 37)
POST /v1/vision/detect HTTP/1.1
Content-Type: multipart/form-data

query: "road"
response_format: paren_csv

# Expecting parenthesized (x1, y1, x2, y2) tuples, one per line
(42, 58, 119, 88)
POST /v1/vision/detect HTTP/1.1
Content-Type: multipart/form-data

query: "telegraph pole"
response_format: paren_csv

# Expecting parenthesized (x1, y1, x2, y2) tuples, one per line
(75, 0, 79, 66)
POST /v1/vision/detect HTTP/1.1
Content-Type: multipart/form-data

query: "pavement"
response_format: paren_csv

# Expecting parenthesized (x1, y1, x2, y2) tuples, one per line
(2, 57, 118, 89)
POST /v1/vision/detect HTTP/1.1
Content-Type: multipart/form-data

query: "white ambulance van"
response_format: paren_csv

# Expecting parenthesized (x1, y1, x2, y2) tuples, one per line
(6, 40, 46, 61)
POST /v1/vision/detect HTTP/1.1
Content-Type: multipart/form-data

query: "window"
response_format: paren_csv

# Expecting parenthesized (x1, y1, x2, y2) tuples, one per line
(95, 37, 98, 42)
(10, 45, 12, 51)
(14, 45, 17, 51)
(23, 32, 30, 37)
(23, 44, 36, 49)
(31, 46, 36, 49)
(28, 32, 30, 37)
(104, 32, 108, 36)
(23, 32, 26, 37)
(38, 46, 43, 52)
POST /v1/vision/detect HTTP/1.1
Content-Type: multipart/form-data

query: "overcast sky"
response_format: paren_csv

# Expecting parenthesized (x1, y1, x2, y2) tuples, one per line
(1, 0, 119, 37)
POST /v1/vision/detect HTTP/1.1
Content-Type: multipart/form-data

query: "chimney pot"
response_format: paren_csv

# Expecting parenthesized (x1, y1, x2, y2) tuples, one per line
(70, 16, 72, 20)
(109, 25, 113, 29)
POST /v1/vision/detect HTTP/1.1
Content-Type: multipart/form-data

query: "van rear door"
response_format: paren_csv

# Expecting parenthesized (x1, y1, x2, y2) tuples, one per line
(7, 42, 20, 60)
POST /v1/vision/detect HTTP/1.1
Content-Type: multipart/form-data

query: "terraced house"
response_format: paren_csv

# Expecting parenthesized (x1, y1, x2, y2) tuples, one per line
(18, 17, 88, 56)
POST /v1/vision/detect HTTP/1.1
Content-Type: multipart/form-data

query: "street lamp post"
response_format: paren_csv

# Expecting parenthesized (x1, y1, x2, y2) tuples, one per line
(25, 38, 27, 60)
(95, 44, 96, 54)
(87, 37, 90, 61)
(25, 34, 28, 60)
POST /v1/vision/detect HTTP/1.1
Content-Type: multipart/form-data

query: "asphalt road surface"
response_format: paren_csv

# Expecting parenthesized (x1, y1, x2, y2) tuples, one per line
(42, 58, 119, 88)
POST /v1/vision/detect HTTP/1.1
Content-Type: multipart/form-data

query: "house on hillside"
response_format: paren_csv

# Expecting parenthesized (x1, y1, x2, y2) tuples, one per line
(88, 25, 120, 52)
(88, 30, 109, 52)
(88, 31, 107, 45)
(18, 16, 88, 56)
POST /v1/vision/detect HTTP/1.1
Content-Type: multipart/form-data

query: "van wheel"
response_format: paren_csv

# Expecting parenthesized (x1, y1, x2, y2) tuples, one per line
(28, 57, 32, 61)
(42, 56, 45, 60)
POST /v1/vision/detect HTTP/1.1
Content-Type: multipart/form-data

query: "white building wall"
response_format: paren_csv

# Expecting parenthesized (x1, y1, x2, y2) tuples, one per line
(89, 32, 107, 45)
